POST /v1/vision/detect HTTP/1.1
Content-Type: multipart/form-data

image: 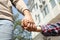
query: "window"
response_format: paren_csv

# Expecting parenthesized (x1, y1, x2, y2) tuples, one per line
(50, 0, 56, 8)
(34, 3, 38, 11)
(30, 4, 35, 12)
(39, 5, 43, 8)
(57, 0, 60, 4)
(42, 5, 49, 17)
(36, 3, 38, 9)
(35, 14, 40, 23)
(32, 0, 34, 4)
(39, 0, 43, 3)
(42, 11, 46, 17)
(44, 5, 49, 15)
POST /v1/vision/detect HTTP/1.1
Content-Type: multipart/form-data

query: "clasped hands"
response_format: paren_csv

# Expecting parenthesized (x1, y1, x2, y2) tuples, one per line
(21, 16, 37, 32)
(21, 10, 41, 32)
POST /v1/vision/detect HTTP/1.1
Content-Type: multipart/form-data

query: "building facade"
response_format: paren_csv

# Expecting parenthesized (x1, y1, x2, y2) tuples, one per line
(27, 0, 60, 40)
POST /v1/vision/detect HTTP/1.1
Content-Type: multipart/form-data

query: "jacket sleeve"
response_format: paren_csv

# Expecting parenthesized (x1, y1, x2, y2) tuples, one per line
(12, 0, 28, 14)
(41, 22, 60, 36)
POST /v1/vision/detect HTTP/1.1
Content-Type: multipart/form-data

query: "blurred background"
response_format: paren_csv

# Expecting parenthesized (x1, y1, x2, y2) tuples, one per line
(12, 0, 60, 40)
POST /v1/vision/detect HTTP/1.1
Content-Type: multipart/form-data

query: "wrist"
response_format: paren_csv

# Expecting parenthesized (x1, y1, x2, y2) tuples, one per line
(36, 27, 42, 32)
(23, 9, 31, 16)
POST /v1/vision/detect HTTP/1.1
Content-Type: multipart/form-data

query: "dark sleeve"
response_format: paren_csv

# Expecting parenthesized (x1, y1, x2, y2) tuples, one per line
(10, 0, 15, 6)
(41, 22, 60, 36)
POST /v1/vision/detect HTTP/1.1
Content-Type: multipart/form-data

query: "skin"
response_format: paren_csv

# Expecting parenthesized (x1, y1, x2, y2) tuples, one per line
(21, 10, 42, 32)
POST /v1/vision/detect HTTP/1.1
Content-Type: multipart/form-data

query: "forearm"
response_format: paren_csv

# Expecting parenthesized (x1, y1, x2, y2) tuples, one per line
(13, 0, 28, 15)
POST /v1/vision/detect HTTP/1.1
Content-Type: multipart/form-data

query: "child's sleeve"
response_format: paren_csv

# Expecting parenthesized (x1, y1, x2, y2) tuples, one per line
(41, 22, 60, 36)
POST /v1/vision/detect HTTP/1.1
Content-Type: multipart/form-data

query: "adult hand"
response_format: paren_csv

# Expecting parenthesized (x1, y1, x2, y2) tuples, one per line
(21, 15, 34, 29)
(21, 10, 35, 31)
(21, 17, 41, 32)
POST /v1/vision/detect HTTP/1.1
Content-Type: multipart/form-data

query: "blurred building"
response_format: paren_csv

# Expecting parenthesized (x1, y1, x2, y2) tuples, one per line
(27, 0, 60, 40)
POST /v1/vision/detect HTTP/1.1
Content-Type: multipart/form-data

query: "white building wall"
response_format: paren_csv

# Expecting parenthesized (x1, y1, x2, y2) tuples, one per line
(27, 0, 60, 40)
